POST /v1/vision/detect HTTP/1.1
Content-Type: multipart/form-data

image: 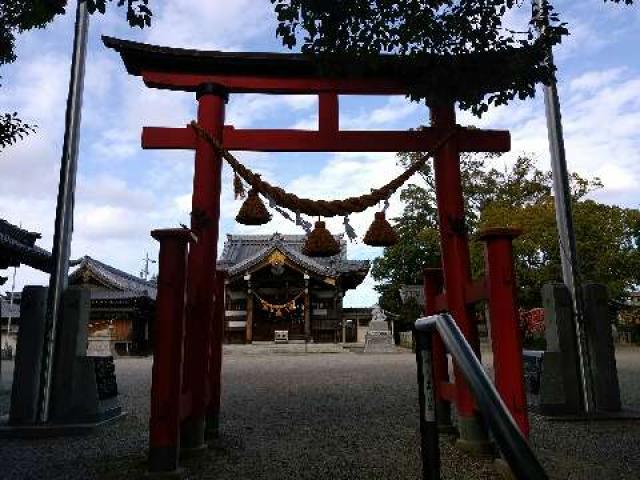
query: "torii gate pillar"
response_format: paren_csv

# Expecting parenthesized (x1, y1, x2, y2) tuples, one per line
(180, 83, 227, 451)
(430, 103, 491, 452)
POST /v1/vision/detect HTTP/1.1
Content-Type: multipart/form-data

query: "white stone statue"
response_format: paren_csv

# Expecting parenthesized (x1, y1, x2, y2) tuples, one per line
(370, 304, 387, 323)
(365, 304, 394, 352)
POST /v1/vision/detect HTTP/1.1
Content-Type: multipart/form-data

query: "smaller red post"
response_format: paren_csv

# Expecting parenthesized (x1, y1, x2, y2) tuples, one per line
(206, 272, 226, 439)
(423, 267, 453, 430)
(148, 228, 197, 474)
(478, 227, 529, 437)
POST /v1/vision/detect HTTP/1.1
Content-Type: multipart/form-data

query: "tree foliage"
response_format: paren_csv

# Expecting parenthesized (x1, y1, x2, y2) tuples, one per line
(0, 0, 152, 148)
(0, 111, 37, 148)
(271, 1, 634, 115)
(372, 152, 640, 314)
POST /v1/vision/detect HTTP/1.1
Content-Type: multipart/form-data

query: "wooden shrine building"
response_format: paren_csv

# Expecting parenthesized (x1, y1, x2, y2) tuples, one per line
(217, 233, 369, 343)
(69, 256, 156, 355)
(1, 218, 157, 355)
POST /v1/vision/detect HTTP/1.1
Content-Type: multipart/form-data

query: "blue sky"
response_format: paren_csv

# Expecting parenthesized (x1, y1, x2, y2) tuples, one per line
(1, 1, 639, 307)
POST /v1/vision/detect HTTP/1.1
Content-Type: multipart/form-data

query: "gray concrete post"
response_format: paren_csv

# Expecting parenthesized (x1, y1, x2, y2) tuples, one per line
(49, 287, 99, 423)
(9, 287, 48, 425)
(581, 283, 621, 412)
(540, 283, 582, 415)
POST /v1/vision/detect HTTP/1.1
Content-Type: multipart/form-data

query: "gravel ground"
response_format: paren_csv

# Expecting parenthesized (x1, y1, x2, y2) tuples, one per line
(0, 346, 639, 480)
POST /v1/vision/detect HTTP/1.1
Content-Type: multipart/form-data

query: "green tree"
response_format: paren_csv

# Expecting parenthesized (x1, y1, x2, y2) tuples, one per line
(271, 1, 633, 115)
(0, 0, 152, 148)
(481, 197, 640, 306)
(372, 153, 639, 311)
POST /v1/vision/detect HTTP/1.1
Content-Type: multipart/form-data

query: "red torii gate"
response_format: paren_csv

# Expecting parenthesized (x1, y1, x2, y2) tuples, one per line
(104, 36, 527, 475)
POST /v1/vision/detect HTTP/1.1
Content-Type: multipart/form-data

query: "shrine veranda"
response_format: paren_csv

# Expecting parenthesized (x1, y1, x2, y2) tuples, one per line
(103, 36, 528, 474)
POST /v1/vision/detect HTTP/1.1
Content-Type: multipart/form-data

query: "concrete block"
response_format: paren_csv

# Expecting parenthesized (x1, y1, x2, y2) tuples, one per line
(539, 352, 570, 415)
(540, 283, 581, 415)
(581, 283, 621, 412)
(49, 288, 121, 424)
(9, 286, 48, 425)
(50, 287, 91, 422)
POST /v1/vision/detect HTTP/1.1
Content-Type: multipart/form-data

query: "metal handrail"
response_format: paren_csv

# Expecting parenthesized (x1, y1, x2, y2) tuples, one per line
(414, 313, 548, 480)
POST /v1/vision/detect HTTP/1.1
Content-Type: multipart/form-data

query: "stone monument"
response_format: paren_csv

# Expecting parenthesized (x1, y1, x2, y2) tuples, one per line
(4, 286, 122, 435)
(539, 283, 582, 415)
(539, 282, 622, 415)
(364, 305, 395, 353)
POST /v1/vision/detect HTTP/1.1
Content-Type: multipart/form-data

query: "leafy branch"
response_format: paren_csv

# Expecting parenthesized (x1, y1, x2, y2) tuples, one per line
(270, 0, 634, 116)
(0, 112, 36, 148)
(0, 0, 153, 148)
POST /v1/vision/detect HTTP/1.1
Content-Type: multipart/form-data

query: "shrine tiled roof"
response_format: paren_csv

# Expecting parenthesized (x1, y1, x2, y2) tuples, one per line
(0, 218, 52, 272)
(69, 256, 157, 300)
(217, 233, 370, 280)
(102, 36, 535, 100)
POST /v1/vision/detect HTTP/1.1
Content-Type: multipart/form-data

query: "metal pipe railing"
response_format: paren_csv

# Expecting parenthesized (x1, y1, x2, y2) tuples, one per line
(414, 313, 548, 480)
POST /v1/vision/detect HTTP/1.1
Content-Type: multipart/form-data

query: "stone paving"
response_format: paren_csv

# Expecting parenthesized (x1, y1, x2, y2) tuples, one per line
(0, 345, 638, 479)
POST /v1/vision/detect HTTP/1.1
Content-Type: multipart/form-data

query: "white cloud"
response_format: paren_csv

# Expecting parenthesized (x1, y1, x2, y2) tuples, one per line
(76, 205, 145, 240)
(593, 164, 637, 193)
(455, 70, 640, 208)
(344, 274, 378, 308)
(569, 68, 627, 92)
(227, 94, 316, 129)
(342, 96, 422, 130)
(143, 0, 275, 51)
(77, 173, 155, 207)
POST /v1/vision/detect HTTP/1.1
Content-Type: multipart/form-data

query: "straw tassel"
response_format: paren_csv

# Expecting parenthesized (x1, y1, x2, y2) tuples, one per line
(302, 220, 341, 257)
(236, 188, 272, 225)
(363, 211, 398, 247)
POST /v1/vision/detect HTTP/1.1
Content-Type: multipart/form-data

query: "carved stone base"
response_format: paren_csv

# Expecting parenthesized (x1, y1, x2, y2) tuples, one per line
(363, 330, 395, 353)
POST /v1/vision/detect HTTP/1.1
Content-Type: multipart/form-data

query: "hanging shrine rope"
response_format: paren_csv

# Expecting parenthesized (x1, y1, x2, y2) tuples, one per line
(189, 121, 458, 218)
(253, 290, 304, 318)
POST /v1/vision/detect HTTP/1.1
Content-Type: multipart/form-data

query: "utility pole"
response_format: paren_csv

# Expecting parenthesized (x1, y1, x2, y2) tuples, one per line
(140, 252, 157, 281)
(535, 0, 594, 414)
(39, 0, 89, 423)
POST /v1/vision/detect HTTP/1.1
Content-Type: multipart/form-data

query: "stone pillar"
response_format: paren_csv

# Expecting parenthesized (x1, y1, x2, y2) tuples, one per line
(581, 283, 621, 412)
(540, 283, 582, 415)
(12, 286, 121, 427)
(10, 286, 48, 425)
(49, 287, 93, 423)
